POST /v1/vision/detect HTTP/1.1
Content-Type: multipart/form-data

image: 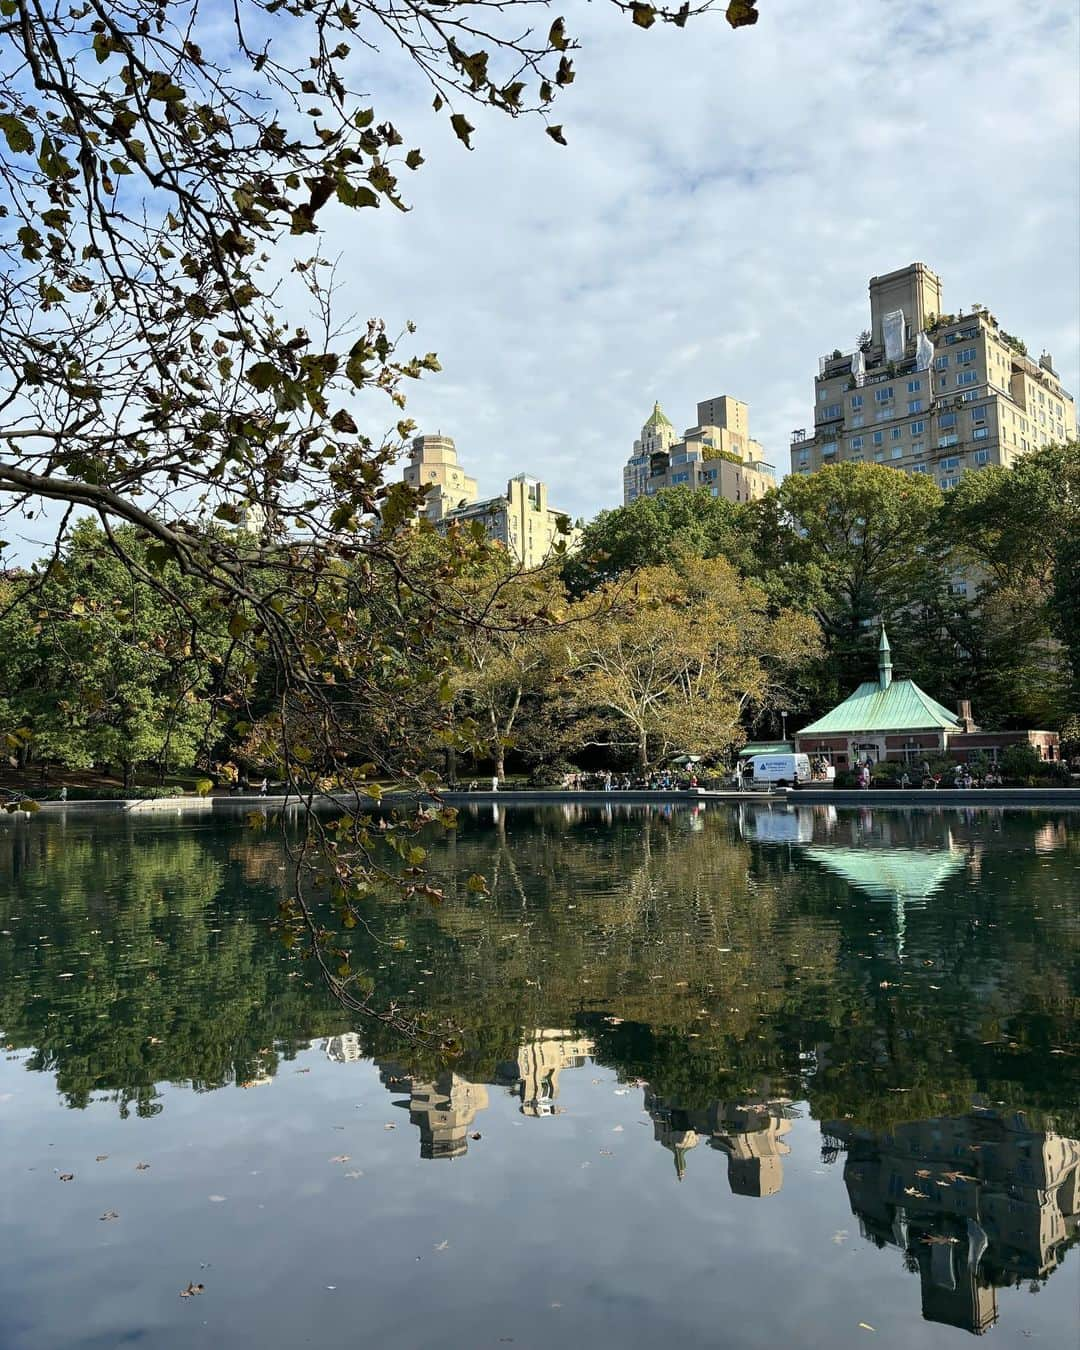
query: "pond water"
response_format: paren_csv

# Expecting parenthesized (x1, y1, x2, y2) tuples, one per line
(0, 802, 1077, 1349)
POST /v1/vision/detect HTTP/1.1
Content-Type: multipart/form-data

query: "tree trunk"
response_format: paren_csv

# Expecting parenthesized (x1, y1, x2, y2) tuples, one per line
(637, 728, 649, 771)
(447, 744, 457, 788)
(122, 761, 132, 788)
(495, 745, 505, 782)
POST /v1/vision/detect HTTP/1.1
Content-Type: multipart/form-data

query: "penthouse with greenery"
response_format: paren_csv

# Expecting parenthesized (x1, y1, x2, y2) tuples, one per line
(790, 263, 1076, 490)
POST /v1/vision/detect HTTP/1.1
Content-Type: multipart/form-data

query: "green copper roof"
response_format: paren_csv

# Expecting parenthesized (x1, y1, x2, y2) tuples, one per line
(643, 401, 674, 431)
(738, 742, 794, 757)
(797, 679, 960, 736)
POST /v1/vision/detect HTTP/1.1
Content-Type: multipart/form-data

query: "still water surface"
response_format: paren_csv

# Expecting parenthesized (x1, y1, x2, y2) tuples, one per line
(0, 803, 1077, 1349)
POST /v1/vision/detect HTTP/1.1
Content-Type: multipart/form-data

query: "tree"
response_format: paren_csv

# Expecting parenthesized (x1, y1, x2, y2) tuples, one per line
(942, 442, 1080, 726)
(450, 559, 571, 781)
(0, 520, 226, 783)
(560, 557, 819, 768)
(0, 1, 764, 1022)
(749, 464, 945, 700)
(563, 487, 748, 594)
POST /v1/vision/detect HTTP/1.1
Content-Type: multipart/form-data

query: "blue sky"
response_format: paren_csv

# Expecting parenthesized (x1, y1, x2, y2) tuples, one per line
(316, 0, 1080, 521)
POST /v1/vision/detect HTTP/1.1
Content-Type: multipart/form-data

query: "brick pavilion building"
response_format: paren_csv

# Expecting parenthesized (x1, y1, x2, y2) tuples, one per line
(794, 629, 1059, 769)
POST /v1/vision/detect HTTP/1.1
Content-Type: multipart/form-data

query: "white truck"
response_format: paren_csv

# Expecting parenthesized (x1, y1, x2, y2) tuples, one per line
(746, 753, 812, 787)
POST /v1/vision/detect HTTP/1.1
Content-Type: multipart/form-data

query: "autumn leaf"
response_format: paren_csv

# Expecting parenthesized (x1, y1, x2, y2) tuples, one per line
(726, 0, 759, 26)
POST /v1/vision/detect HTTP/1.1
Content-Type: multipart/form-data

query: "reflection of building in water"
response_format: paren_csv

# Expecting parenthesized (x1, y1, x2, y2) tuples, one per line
(324, 1033, 364, 1063)
(645, 1090, 793, 1196)
(503, 1029, 594, 1117)
(369, 1031, 592, 1158)
(379, 1064, 490, 1160)
(823, 1112, 1080, 1336)
(800, 844, 966, 957)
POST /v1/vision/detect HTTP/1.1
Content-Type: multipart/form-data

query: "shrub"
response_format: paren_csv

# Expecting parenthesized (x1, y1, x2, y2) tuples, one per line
(195, 777, 215, 798)
(39, 785, 185, 801)
(528, 762, 576, 788)
(1000, 743, 1043, 783)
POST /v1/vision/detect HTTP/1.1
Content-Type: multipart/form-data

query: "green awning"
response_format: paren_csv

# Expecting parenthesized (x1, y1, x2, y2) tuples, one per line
(738, 742, 794, 757)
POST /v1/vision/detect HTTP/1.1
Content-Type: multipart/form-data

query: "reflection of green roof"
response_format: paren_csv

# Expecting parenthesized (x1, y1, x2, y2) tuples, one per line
(802, 846, 965, 905)
(797, 680, 959, 736)
(643, 401, 674, 432)
(738, 742, 794, 757)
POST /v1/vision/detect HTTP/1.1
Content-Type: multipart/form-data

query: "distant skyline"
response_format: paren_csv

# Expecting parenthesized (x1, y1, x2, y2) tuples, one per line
(322, 0, 1079, 520)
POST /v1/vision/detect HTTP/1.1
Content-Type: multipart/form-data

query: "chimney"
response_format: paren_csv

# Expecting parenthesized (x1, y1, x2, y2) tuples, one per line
(957, 699, 975, 732)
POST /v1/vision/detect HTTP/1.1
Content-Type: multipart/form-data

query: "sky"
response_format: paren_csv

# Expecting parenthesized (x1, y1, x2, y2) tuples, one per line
(316, 0, 1080, 522)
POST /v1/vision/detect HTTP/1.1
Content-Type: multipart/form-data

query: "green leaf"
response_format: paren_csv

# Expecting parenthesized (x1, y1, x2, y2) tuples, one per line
(546, 125, 567, 147)
(405, 148, 424, 170)
(466, 873, 489, 895)
(228, 612, 253, 639)
(549, 18, 569, 50)
(245, 361, 280, 391)
(0, 114, 34, 154)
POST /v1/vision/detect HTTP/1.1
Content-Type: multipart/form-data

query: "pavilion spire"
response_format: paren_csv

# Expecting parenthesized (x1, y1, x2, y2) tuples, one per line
(878, 625, 893, 690)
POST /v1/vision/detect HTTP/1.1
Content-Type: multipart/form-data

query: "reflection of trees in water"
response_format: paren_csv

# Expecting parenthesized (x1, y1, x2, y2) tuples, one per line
(0, 806, 1077, 1131)
(0, 823, 336, 1111)
(822, 1110, 1080, 1336)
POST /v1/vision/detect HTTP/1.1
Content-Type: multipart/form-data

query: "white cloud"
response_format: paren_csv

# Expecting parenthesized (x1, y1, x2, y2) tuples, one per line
(267, 0, 1080, 519)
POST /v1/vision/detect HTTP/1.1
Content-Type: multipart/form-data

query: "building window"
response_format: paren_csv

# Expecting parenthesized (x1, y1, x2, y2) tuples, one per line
(908, 398, 923, 413)
(850, 394, 863, 410)
(961, 389, 979, 402)
(973, 426, 989, 440)
(874, 451, 885, 462)
(941, 475, 961, 489)
(910, 463, 929, 474)
(957, 347, 977, 363)
(850, 436, 863, 451)
(939, 412, 957, 429)
(797, 451, 809, 465)
(875, 387, 894, 403)
(907, 379, 921, 393)
(820, 403, 841, 420)
(822, 441, 838, 457)
(818, 388, 830, 402)
(938, 434, 960, 448)
(971, 405, 987, 424)
(957, 371, 978, 386)
(911, 441, 925, 455)
(974, 449, 990, 465)
(872, 431, 884, 446)
(874, 407, 893, 423)
(892, 427, 903, 440)
(941, 456, 960, 471)
(935, 355, 949, 370)
(910, 420, 925, 436)
(891, 446, 903, 459)
(851, 413, 864, 427)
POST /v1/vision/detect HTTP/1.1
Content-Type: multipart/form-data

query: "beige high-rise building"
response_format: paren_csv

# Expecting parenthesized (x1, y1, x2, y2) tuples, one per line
(402, 432, 580, 568)
(403, 433, 478, 521)
(622, 396, 776, 507)
(790, 263, 1076, 489)
(442, 473, 580, 569)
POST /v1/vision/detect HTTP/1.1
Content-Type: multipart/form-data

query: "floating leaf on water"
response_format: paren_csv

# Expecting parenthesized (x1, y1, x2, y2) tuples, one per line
(58, 1173, 74, 1182)
(179, 1282, 204, 1298)
(135, 1162, 150, 1171)
(100, 1210, 119, 1221)
(329, 1155, 350, 1163)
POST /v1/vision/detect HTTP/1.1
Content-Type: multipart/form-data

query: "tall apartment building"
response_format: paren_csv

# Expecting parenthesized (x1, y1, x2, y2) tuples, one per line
(622, 396, 776, 506)
(403, 433, 478, 520)
(789, 263, 1076, 487)
(403, 433, 578, 568)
